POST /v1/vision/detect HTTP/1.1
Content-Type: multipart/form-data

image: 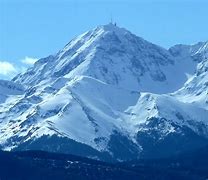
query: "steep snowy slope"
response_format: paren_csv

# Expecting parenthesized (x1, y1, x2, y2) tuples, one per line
(0, 24, 208, 161)
(0, 80, 24, 103)
(175, 59, 208, 110)
(0, 76, 142, 160)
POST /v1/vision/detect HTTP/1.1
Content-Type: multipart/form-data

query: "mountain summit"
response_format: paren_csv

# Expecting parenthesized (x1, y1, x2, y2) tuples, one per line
(14, 24, 195, 93)
(0, 24, 208, 161)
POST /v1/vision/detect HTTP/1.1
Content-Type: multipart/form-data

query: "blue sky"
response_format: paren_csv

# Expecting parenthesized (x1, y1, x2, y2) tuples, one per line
(0, 0, 208, 79)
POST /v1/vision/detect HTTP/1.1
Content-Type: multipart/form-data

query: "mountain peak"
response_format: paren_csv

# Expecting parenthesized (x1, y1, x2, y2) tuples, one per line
(97, 23, 127, 33)
(99, 23, 118, 30)
(14, 24, 178, 93)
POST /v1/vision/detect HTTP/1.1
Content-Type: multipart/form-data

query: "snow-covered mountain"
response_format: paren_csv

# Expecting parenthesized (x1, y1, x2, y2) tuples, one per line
(13, 24, 198, 94)
(0, 24, 207, 161)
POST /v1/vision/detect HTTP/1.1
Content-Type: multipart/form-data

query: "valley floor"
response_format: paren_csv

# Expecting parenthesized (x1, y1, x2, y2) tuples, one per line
(0, 146, 208, 180)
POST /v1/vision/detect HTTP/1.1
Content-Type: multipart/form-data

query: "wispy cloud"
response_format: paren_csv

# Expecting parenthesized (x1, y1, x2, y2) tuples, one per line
(21, 56, 38, 65)
(0, 56, 38, 80)
(0, 61, 17, 76)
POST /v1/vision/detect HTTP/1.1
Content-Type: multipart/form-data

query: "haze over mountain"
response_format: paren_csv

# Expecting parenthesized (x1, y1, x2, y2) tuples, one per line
(0, 24, 207, 161)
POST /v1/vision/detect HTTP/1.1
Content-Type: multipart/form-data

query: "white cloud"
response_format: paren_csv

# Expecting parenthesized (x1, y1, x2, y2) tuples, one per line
(0, 61, 17, 76)
(21, 56, 38, 65)
(0, 56, 38, 80)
